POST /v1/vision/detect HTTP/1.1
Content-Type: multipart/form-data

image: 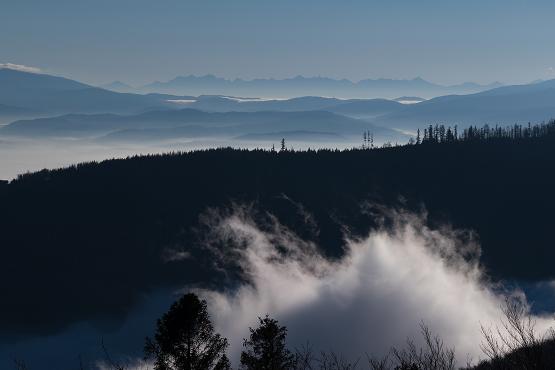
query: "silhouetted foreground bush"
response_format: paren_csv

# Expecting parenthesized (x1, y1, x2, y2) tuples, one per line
(88, 293, 552, 370)
(471, 298, 555, 370)
(10, 279, 554, 370)
(471, 339, 555, 370)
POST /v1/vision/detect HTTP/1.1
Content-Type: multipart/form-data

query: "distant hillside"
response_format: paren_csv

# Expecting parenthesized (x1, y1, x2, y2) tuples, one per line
(141, 74, 502, 99)
(0, 103, 38, 124)
(99, 80, 136, 93)
(0, 68, 174, 115)
(168, 95, 406, 118)
(170, 95, 347, 112)
(0, 103, 34, 115)
(2, 109, 400, 142)
(326, 99, 405, 118)
(375, 79, 555, 130)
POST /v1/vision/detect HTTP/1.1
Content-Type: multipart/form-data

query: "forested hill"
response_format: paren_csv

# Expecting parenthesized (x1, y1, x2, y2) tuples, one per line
(2, 129, 555, 338)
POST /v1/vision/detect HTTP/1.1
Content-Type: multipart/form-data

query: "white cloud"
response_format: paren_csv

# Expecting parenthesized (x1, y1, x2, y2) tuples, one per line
(197, 206, 554, 367)
(166, 99, 196, 104)
(0, 62, 42, 74)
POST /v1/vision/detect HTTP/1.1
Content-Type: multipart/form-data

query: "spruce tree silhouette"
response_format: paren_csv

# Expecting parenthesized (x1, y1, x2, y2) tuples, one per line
(144, 293, 230, 370)
(280, 138, 286, 152)
(240, 315, 296, 370)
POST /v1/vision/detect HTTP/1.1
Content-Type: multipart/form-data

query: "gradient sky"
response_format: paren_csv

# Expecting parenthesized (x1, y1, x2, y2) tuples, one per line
(2, 0, 555, 86)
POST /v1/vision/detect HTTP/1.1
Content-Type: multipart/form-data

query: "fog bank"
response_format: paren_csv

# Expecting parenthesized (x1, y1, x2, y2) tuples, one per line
(200, 207, 554, 366)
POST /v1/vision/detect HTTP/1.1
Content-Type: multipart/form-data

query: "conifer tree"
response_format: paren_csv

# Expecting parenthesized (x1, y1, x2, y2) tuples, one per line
(240, 315, 295, 370)
(145, 293, 230, 370)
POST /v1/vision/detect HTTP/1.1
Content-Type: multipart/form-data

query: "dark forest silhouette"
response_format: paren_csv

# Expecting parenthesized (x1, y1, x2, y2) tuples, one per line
(3, 120, 555, 369)
(417, 121, 555, 144)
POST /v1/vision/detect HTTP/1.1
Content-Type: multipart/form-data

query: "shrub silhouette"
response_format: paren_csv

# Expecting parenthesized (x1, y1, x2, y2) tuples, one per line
(144, 293, 230, 370)
(473, 297, 555, 370)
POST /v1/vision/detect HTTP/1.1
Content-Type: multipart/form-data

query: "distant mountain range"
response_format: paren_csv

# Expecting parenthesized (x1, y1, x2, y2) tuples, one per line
(3, 67, 555, 141)
(373, 79, 555, 131)
(1, 109, 403, 144)
(167, 95, 406, 118)
(174, 80, 555, 132)
(130, 75, 503, 99)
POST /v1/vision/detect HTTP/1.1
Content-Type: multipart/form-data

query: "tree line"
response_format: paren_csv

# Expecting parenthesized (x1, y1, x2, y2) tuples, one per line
(360, 120, 555, 148)
(415, 120, 555, 145)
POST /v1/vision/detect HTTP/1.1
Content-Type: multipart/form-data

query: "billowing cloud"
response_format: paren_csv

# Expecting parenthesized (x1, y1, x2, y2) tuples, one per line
(198, 206, 554, 367)
(0, 62, 42, 74)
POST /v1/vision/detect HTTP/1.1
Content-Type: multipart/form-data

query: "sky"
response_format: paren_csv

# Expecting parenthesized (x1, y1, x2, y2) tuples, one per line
(2, 0, 555, 86)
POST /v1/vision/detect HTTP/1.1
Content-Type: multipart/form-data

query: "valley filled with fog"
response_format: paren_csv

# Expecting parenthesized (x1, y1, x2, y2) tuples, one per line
(0, 136, 363, 180)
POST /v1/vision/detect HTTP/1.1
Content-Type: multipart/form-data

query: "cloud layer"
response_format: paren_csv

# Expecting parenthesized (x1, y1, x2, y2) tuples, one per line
(0, 62, 42, 74)
(199, 206, 554, 366)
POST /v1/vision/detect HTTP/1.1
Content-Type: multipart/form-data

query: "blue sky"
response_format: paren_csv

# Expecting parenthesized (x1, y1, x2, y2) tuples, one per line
(2, 0, 555, 86)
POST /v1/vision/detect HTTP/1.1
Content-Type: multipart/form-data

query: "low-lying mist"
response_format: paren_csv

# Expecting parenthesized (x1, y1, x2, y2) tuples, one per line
(197, 206, 554, 367)
(0, 137, 363, 180)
